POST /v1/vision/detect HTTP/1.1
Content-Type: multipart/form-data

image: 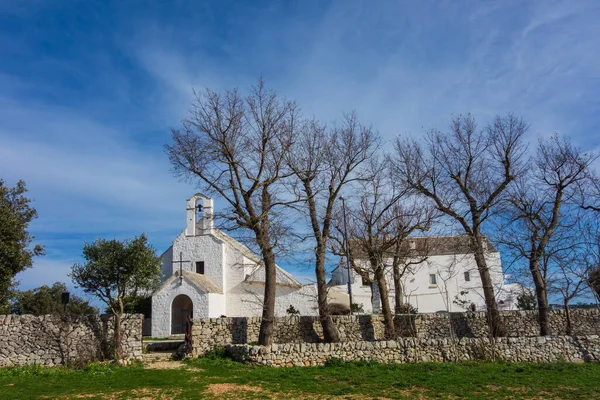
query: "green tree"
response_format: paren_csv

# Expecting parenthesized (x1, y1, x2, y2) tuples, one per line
(70, 234, 160, 361)
(12, 282, 97, 316)
(0, 179, 44, 311)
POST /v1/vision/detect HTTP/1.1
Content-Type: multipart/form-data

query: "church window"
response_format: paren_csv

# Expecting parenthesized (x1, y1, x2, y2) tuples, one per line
(464, 271, 471, 282)
(196, 261, 205, 275)
(429, 273, 437, 286)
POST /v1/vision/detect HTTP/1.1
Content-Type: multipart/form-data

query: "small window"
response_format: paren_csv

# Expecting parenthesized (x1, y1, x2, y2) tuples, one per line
(464, 271, 471, 282)
(429, 274, 437, 286)
(361, 276, 369, 286)
(196, 261, 205, 275)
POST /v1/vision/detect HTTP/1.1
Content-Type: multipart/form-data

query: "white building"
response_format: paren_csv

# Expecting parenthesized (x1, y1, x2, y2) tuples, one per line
(151, 194, 317, 338)
(328, 236, 517, 313)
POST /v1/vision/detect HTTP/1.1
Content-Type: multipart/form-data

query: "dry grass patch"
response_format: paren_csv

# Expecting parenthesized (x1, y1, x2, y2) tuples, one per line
(205, 383, 265, 397)
(143, 360, 185, 370)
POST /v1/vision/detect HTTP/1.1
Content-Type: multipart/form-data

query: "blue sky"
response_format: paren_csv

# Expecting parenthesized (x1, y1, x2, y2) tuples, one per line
(1, 0, 599, 298)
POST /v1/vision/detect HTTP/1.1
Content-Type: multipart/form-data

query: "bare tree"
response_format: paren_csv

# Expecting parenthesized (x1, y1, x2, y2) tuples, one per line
(581, 169, 600, 212)
(547, 237, 590, 335)
(166, 80, 299, 345)
(336, 159, 416, 339)
(577, 215, 600, 307)
(391, 113, 528, 337)
(389, 203, 436, 314)
(501, 136, 594, 335)
(287, 113, 378, 342)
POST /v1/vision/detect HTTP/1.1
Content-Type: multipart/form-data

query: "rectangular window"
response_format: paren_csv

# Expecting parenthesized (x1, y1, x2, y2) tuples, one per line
(464, 271, 471, 282)
(196, 261, 205, 275)
(429, 273, 437, 286)
(361, 276, 369, 286)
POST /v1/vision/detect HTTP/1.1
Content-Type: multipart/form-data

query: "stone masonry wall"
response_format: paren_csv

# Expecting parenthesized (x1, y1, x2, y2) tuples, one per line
(227, 335, 600, 367)
(0, 314, 143, 367)
(192, 309, 600, 355)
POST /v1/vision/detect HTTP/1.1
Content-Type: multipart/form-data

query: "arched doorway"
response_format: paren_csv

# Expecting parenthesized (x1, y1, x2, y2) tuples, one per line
(171, 294, 193, 335)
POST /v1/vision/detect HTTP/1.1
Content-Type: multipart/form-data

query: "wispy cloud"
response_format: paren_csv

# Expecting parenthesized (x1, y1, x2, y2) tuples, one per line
(1, 0, 599, 290)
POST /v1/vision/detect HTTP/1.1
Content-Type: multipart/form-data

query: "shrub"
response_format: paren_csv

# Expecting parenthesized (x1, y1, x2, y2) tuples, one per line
(396, 303, 418, 314)
(202, 347, 229, 360)
(286, 305, 300, 315)
(517, 292, 537, 311)
(328, 303, 350, 315)
(350, 303, 364, 313)
(324, 357, 345, 367)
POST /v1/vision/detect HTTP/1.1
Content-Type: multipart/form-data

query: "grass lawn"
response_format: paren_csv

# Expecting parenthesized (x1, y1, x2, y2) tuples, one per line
(0, 357, 598, 399)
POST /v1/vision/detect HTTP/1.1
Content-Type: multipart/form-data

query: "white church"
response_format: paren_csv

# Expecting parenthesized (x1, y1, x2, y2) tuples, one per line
(150, 194, 317, 338)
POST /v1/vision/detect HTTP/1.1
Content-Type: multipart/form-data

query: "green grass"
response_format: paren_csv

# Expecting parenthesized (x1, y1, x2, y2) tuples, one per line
(0, 358, 599, 399)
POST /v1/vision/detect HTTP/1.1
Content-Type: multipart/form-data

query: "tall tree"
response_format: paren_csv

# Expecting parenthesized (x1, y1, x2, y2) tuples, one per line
(0, 179, 44, 311)
(339, 160, 415, 339)
(70, 234, 160, 361)
(287, 113, 378, 342)
(166, 80, 299, 345)
(12, 282, 97, 316)
(546, 228, 590, 335)
(501, 136, 594, 335)
(392, 114, 528, 337)
(389, 203, 435, 314)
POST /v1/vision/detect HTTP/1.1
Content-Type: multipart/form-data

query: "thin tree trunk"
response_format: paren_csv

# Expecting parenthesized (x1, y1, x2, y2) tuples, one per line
(114, 311, 122, 361)
(393, 259, 405, 314)
(564, 299, 573, 335)
(471, 233, 506, 337)
(305, 183, 340, 343)
(256, 189, 278, 346)
(529, 258, 551, 335)
(375, 265, 396, 339)
(258, 244, 277, 346)
(315, 243, 341, 342)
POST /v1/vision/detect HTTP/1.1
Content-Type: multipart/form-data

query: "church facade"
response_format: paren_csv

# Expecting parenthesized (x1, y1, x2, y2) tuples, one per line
(151, 194, 317, 338)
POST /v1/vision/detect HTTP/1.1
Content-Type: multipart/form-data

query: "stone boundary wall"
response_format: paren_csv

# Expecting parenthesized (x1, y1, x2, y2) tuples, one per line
(0, 314, 143, 367)
(191, 309, 600, 355)
(226, 335, 600, 367)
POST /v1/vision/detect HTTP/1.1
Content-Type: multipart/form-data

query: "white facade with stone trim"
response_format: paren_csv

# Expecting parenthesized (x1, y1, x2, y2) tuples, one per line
(151, 194, 317, 338)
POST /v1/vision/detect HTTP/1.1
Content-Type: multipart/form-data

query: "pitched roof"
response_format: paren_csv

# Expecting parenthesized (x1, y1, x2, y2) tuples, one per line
(348, 235, 497, 258)
(244, 265, 303, 288)
(154, 270, 223, 295)
(212, 229, 262, 264)
(212, 228, 303, 288)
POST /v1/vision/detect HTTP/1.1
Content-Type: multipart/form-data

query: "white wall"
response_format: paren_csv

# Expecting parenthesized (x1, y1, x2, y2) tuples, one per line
(172, 231, 225, 292)
(330, 251, 508, 314)
(208, 293, 227, 317)
(158, 246, 173, 282)
(151, 277, 209, 338)
(227, 283, 318, 317)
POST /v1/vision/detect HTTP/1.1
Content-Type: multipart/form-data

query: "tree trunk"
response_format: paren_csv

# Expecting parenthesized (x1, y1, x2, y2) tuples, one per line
(393, 260, 405, 314)
(529, 258, 551, 335)
(315, 243, 341, 342)
(375, 266, 396, 339)
(258, 241, 277, 346)
(471, 234, 506, 337)
(304, 180, 340, 343)
(564, 299, 572, 335)
(114, 311, 123, 361)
